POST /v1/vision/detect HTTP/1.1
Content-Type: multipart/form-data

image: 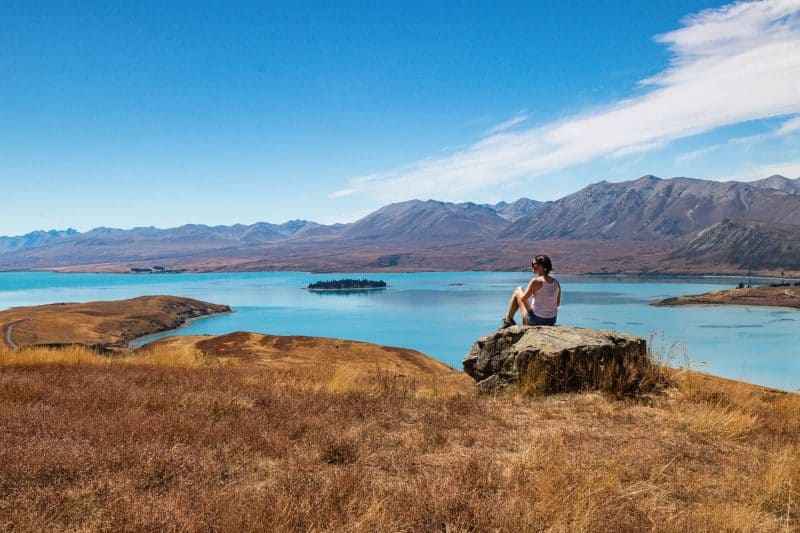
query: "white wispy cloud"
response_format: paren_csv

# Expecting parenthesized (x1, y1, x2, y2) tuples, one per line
(328, 187, 359, 198)
(730, 159, 800, 181)
(775, 114, 800, 135)
(483, 112, 529, 136)
(725, 113, 800, 148)
(675, 144, 722, 165)
(331, 0, 800, 201)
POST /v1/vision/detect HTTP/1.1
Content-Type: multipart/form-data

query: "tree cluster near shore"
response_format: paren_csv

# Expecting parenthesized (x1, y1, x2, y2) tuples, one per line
(130, 266, 185, 274)
(308, 279, 386, 290)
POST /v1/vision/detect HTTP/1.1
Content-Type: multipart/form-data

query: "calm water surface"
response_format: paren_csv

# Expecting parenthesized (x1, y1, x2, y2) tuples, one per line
(1, 272, 798, 391)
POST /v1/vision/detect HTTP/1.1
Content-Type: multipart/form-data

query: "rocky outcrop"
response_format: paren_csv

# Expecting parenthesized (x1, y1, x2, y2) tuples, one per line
(463, 326, 655, 396)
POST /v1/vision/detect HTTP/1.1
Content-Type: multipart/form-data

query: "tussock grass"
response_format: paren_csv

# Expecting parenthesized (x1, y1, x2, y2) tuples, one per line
(517, 335, 669, 398)
(0, 343, 218, 369)
(0, 344, 105, 366)
(0, 344, 798, 531)
(313, 366, 465, 399)
(679, 402, 759, 440)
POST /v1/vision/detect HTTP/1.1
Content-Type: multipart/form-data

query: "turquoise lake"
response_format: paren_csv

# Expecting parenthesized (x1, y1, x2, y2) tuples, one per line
(1, 272, 798, 391)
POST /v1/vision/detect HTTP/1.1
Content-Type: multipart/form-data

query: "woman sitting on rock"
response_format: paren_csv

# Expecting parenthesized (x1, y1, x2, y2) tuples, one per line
(502, 254, 560, 328)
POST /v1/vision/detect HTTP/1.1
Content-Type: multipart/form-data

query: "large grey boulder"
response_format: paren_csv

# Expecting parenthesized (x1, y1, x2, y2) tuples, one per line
(463, 326, 654, 396)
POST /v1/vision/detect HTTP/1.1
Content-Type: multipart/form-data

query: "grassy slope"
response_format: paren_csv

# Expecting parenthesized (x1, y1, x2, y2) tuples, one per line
(0, 296, 230, 350)
(0, 336, 798, 531)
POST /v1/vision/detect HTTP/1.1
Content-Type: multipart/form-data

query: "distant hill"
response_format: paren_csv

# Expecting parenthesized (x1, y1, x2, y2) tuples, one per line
(236, 223, 288, 243)
(0, 220, 329, 266)
(236, 220, 326, 243)
(340, 200, 508, 243)
(502, 175, 800, 240)
(0, 228, 78, 252)
(668, 218, 800, 270)
(746, 174, 800, 195)
(490, 198, 543, 221)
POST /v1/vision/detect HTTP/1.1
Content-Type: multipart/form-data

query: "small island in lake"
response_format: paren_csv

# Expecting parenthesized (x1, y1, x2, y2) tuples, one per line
(308, 279, 387, 291)
(652, 283, 800, 309)
(130, 265, 186, 274)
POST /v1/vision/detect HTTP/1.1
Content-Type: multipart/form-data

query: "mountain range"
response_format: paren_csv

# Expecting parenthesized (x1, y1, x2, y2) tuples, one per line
(2, 174, 799, 275)
(502, 175, 800, 240)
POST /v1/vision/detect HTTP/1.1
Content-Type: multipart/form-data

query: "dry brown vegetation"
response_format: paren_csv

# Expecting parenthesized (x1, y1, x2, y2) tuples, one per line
(0, 296, 230, 351)
(517, 336, 667, 399)
(1, 335, 798, 531)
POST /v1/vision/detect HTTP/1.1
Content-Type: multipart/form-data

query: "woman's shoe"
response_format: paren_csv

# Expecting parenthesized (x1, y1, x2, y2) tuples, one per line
(501, 318, 516, 329)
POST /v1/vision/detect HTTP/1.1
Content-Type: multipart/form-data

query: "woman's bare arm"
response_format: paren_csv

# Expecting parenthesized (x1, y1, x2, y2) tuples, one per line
(524, 278, 541, 301)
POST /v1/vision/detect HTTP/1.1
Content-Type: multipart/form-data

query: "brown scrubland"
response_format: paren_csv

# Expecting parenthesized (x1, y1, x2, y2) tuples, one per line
(0, 333, 798, 531)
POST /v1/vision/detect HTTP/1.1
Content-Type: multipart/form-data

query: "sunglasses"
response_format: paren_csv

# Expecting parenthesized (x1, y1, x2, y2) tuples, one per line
(531, 262, 539, 268)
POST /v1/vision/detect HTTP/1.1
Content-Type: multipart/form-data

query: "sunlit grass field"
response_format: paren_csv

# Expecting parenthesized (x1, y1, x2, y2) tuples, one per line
(0, 342, 798, 531)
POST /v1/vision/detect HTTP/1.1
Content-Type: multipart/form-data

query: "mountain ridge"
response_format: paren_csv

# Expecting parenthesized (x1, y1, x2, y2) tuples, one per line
(501, 175, 800, 240)
(2, 175, 799, 275)
(746, 174, 800, 195)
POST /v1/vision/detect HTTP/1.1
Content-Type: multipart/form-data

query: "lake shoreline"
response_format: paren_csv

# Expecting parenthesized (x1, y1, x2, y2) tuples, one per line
(127, 309, 233, 349)
(2, 271, 799, 391)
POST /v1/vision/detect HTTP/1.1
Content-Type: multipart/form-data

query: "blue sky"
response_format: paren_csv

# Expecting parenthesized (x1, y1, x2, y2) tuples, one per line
(2, 0, 799, 235)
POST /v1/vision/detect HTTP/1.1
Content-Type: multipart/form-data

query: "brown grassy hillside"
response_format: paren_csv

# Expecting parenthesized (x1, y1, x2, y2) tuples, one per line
(0, 335, 798, 531)
(0, 296, 230, 351)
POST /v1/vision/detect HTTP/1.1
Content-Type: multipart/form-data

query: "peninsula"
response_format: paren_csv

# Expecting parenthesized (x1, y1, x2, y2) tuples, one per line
(0, 295, 230, 351)
(653, 284, 800, 309)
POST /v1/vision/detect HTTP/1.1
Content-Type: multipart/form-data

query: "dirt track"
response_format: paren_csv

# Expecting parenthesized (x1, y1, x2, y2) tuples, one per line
(3, 320, 24, 349)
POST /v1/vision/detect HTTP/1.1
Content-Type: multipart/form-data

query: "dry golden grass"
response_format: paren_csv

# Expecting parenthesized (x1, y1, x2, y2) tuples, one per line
(0, 338, 798, 531)
(0, 296, 229, 350)
(0, 342, 220, 369)
(519, 341, 667, 398)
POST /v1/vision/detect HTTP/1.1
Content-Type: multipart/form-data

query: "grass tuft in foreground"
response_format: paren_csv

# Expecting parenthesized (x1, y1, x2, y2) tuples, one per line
(519, 345, 668, 398)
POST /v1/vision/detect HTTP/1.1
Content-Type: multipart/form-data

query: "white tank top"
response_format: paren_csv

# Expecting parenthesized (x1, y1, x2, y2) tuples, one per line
(532, 277, 559, 318)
